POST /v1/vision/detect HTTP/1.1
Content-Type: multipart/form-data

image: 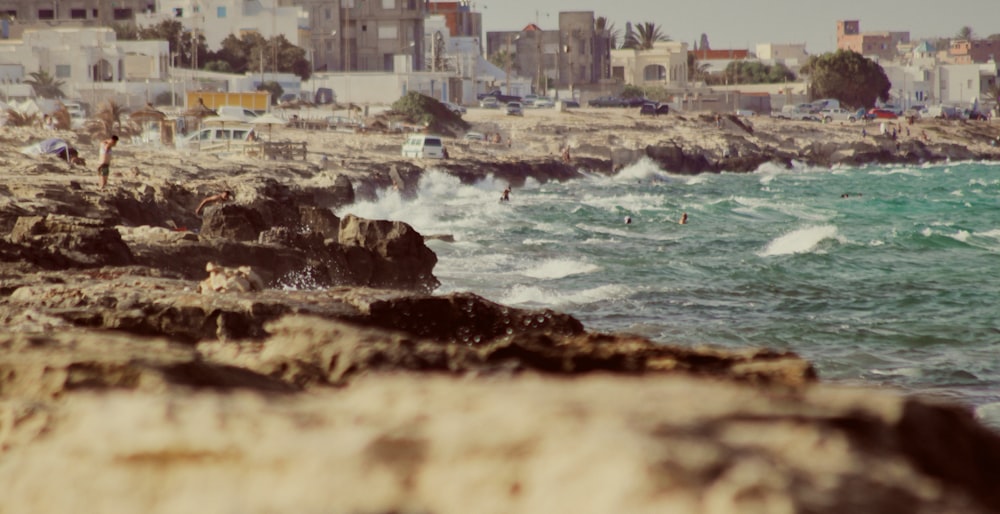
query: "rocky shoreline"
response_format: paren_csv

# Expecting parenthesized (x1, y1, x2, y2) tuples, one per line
(1, 112, 1000, 512)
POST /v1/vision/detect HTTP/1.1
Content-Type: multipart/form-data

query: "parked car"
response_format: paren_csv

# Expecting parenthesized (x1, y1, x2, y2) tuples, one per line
(820, 108, 858, 122)
(533, 96, 555, 108)
(479, 97, 500, 109)
(867, 108, 898, 120)
(476, 89, 521, 104)
(589, 96, 625, 107)
(401, 134, 447, 159)
(774, 105, 818, 121)
(639, 102, 670, 116)
(463, 131, 485, 141)
(442, 101, 466, 116)
(505, 101, 524, 116)
(622, 97, 648, 107)
(522, 94, 538, 106)
(217, 105, 259, 123)
(965, 109, 989, 120)
(560, 99, 580, 108)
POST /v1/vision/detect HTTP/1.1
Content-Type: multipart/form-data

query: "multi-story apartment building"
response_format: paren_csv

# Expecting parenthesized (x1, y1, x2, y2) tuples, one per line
(836, 20, 909, 62)
(949, 39, 1000, 64)
(297, 0, 424, 73)
(0, 0, 154, 38)
(426, 0, 479, 38)
(486, 11, 609, 94)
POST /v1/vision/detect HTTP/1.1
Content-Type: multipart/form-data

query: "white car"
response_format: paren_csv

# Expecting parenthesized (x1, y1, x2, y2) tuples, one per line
(505, 102, 524, 116)
(479, 97, 499, 109)
(533, 97, 555, 108)
(820, 108, 858, 122)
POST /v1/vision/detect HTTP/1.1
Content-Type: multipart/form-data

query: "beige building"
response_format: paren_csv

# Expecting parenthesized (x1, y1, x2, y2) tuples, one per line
(610, 41, 688, 88)
(295, 0, 425, 73)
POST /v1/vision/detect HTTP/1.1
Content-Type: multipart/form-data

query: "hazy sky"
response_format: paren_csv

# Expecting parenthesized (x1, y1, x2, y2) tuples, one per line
(475, 0, 1000, 54)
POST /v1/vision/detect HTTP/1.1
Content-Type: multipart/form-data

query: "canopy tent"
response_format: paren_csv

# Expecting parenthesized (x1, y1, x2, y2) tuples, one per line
(19, 138, 81, 164)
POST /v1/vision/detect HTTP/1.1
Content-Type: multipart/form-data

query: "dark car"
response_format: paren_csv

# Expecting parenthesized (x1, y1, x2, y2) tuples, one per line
(561, 99, 580, 108)
(622, 97, 648, 107)
(589, 96, 625, 107)
(477, 89, 521, 104)
(639, 102, 670, 116)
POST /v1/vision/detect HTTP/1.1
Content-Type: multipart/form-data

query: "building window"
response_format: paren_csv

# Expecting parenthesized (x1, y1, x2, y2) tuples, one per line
(37, 9, 55, 20)
(325, 8, 331, 20)
(217, 7, 226, 18)
(55, 65, 71, 78)
(70, 9, 86, 19)
(326, 40, 333, 51)
(113, 8, 132, 20)
(378, 25, 397, 39)
(173, 8, 183, 17)
(383, 0, 395, 8)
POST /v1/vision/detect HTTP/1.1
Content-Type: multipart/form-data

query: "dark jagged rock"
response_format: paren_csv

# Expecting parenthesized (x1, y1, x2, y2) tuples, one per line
(3, 214, 133, 269)
(338, 214, 439, 292)
(200, 204, 268, 241)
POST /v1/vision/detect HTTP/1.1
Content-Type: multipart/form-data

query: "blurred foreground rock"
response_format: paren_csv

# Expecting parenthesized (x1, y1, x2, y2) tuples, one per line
(0, 125, 998, 513)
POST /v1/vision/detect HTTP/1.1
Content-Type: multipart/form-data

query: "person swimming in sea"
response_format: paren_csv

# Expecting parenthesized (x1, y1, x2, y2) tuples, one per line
(679, 212, 688, 224)
(500, 185, 511, 202)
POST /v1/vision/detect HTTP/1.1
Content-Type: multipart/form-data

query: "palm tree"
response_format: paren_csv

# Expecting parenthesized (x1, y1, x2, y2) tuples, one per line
(595, 16, 620, 49)
(623, 22, 668, 50)
(24, 70, 65, 99)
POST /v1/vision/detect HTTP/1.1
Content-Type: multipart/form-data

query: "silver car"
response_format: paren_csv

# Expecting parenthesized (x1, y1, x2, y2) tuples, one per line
(505, 101, 524, 116)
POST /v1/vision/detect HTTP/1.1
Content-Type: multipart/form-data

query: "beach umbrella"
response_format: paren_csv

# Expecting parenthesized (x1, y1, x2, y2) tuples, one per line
(129, 103, 168, 144)
(249, 112, 288, 141)
(128, 103, 165, 123)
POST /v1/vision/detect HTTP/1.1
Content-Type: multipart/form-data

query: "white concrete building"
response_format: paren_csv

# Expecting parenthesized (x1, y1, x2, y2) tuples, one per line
(610, 41, 689, 88)
(0, 27, 169, 105)
(136, 0, 306, 50)
(881, 61, 998, 109)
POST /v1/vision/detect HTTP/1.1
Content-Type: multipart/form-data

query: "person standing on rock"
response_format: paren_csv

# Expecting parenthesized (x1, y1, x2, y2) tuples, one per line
(97, 135, 118, 190)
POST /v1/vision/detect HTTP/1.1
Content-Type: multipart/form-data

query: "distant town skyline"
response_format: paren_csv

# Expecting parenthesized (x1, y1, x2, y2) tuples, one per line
(476, 0, 1000, 55)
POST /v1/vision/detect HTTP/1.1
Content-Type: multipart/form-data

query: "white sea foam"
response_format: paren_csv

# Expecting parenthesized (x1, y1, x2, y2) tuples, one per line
(759, 225, 840, 256)
(950, 230, 971, 242)
(500, 283, 630, 308)
(609, 157, 672, 183)
(521, 259, 600, 280)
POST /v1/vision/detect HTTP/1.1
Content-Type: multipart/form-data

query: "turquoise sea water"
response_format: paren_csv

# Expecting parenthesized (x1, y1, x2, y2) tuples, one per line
(338, 158, 1000, 428)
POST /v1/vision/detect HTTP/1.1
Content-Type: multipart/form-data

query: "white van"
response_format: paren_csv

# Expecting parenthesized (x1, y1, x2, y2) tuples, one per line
(216, 106, 259, 122)
(176, 125, 254, 150)
(401, 134, 447, 159)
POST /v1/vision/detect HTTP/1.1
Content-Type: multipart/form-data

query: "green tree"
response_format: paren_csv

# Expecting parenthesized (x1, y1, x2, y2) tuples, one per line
(257, 81, 284, 105)
(488, 49, 516, 74)
(802, 50, 890, 108)
(24, 70, 65, 99)
(207, 33, 311, 80)
(957, 26, 974, 40)
(623, 22, 668, 50)
(721, 61, 794, 84)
